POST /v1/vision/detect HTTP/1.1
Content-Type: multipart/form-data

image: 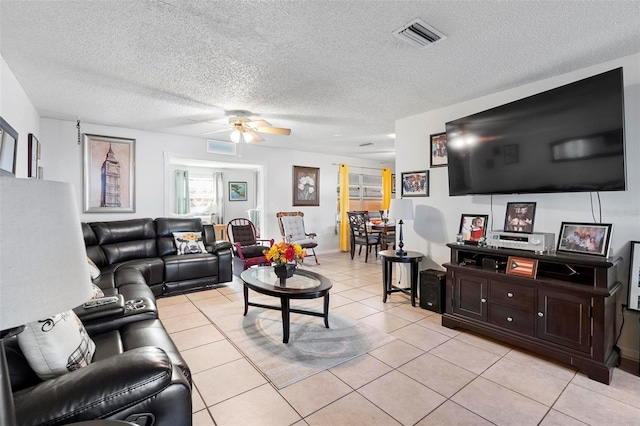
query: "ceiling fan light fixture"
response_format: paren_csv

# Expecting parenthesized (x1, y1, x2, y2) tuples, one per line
(230, 130, 242, 143)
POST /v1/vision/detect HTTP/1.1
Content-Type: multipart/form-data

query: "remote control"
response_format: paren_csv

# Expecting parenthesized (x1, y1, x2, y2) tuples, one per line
(83, 296, 119, 309)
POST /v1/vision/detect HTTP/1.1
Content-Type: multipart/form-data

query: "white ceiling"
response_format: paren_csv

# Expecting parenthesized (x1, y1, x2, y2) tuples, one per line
(1, 1, 639, 162)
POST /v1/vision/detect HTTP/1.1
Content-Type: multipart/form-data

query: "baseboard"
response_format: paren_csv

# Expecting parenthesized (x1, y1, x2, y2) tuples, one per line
(618, 356, 639, 376)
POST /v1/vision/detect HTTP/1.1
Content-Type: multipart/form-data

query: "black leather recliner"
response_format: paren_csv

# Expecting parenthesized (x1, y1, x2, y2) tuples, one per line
(7, 318, 192, 426)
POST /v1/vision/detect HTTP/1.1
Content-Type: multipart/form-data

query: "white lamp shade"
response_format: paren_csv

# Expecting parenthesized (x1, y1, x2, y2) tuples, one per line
(230, 130, 241, 143)
(0, 177, 93, 330)
(389, 198, 414, 221)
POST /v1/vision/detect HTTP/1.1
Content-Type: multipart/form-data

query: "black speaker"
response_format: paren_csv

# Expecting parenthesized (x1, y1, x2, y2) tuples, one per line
(419, 269, 446, 313)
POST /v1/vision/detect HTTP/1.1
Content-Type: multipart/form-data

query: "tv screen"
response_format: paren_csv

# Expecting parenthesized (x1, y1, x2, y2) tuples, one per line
(446, 68, 626, 196)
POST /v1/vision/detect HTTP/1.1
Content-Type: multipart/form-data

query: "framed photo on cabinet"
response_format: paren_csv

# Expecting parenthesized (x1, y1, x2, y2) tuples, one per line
(557, 222, 612, 257)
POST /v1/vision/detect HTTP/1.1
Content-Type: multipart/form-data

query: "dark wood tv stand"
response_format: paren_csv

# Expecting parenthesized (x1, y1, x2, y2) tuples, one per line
(442, 243, 622, 384)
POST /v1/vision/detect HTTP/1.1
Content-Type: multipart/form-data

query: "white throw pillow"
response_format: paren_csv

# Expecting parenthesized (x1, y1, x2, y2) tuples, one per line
(173, 232, 207, 255)
(17, 310, 96, 380)
(91, 284, 105, 299)
(87, 257, 101, 280)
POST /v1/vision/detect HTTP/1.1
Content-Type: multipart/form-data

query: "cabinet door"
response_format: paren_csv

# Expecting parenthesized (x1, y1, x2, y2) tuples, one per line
(537, 289, 591, 354)
(453, 274, 488, 321)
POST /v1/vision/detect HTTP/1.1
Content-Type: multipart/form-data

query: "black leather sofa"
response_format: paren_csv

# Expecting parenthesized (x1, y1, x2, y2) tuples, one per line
(83, 217, 234, 298)
(5, 218, 231, 425)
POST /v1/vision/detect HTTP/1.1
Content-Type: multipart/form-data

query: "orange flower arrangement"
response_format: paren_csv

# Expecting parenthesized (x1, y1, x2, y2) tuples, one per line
(264, 242, 306, 266)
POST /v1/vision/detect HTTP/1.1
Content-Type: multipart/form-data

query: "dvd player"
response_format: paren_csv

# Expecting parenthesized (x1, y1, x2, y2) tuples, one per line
(486, 231, 555, 253)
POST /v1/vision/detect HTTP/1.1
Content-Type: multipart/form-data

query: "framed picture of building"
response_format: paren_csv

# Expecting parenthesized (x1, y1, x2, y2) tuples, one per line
(83, 134, 135, 213)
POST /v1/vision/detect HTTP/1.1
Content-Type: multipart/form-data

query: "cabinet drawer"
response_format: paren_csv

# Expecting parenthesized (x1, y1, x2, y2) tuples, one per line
(490, 280, 534, 313)
(488, 304, 534, 336)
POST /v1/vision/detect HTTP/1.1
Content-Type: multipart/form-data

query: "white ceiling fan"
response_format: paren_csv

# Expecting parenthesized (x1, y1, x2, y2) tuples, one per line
(200, 110, 291, 143)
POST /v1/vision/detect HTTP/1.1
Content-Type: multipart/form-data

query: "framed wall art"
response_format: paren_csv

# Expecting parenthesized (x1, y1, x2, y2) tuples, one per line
(430, 132, 447, 167)
(504, 202, 536, 233)
(229, 181, 247, 201)
(401, 170, 429, 197)
(293, 165, 319, 206)
(557, 222, 612, 257)
(627, 241, 640, 312)
(458, 214, 489, 243)
(28, 133, 40, 178)
(0, 116, 18, 176)
(83, 134, 135, 213)
(506, 256, 539, 278)
(391, 173, 396, 194)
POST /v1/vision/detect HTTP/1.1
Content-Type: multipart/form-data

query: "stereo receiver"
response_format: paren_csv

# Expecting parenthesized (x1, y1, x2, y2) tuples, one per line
(486, 231, 555, 253)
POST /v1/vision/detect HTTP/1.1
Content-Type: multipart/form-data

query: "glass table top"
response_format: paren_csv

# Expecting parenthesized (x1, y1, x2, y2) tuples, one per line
(244, 267, 323, 290)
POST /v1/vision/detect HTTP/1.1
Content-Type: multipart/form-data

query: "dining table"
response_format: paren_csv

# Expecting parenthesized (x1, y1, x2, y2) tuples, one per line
(370, 221, 396, 251)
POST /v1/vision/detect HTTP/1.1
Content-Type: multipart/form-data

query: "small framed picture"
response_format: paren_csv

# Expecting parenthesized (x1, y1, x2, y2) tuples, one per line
(391, 173, 396, 194)
(627, 241, 640, 312)
(504, 202, 536, 233)
(557, 222, 613, 257)
(430, 132, 447, 167)
(401, 171, 429, 197)
(28, 133, 39, 178)
(229, 181, 247, 201)
(458, 214, 489, 243)
(293, 165, 320, 206)
(506, 256, 539, 278)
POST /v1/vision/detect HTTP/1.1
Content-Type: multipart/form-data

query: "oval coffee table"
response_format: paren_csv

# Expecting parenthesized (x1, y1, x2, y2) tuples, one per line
(240, 267, 333, 343)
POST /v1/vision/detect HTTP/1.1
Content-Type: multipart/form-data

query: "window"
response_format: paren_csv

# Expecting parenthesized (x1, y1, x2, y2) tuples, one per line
(188, 174, 215, 223)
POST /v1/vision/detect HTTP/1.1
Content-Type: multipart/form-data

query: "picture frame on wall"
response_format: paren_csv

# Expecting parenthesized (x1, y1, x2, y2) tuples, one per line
(430, 132, 447, 167)
(293, 165, 319, 206)
(627, 241, 640, 312)
(504, 202, 536, 233)
(391, 173, 396, 194)
(401, 170, 429, 197)
(556, 222, 613, 257)
(0, 116, 18, 176)
(458, 214, 489, 243)
(28, 133, 40, 178)
(83, 134, 135, 213)
(229, 181, 248, 201)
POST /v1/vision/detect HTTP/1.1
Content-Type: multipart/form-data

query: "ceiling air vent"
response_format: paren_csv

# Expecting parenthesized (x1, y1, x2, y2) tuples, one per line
(393, 19, 446, 48)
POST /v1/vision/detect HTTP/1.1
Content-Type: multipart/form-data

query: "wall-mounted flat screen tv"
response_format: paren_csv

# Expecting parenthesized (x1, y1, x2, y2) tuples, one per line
(446, 68, 626, 196)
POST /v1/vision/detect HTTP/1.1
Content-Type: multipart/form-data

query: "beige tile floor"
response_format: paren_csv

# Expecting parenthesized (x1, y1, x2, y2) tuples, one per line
(157, 252, 640, 426)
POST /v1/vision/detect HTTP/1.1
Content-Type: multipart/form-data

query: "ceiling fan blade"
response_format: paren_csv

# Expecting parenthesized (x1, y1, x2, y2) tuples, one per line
(249, 132, 264, 143)
(246, 119, 271, 128)
(200, 128, 231, 135)
(255, 126, 291, 135)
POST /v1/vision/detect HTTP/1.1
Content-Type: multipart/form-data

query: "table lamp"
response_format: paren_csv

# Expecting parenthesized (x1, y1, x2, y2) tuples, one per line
(388, 198, 414, 256)
(0, 177, 94, 426)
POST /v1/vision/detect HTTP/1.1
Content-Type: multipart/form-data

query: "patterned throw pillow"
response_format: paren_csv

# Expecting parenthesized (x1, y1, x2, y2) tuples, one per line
(91, 284, 104, 299)
(17, 310, 96, 380)
(87, 257, 101, 280)
(173, 232, 207, 255)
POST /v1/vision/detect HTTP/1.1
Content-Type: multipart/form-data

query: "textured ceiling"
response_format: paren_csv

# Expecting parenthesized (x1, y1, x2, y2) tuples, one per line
(1, 1, 639, 162)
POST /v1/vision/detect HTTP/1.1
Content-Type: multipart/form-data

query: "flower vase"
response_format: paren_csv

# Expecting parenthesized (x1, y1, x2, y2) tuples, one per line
(274, 264, 295, 285)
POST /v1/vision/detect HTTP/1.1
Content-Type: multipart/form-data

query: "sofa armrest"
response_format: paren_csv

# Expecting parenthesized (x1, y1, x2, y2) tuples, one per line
(212, 241, 233, 254)
(73, 295, 125, 323)
(14, 347, 183, 426)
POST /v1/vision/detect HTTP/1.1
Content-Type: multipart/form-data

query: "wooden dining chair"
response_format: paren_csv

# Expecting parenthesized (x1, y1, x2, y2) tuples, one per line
(347, 211, 380, 263)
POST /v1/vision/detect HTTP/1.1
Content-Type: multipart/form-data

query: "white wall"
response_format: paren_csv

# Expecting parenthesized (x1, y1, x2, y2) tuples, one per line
(40, 118, 391, 253)
(395, 53, 640, 360)
(1, 56, 40, 177)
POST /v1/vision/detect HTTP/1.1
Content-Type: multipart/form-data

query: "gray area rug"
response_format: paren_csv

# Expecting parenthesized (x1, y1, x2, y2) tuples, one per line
(203, 302, 396, 389)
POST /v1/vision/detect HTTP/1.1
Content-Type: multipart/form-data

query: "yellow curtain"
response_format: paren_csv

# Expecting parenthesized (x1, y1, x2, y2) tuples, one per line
(382, 168, 392, 210)
(339, 163, 350, 251)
